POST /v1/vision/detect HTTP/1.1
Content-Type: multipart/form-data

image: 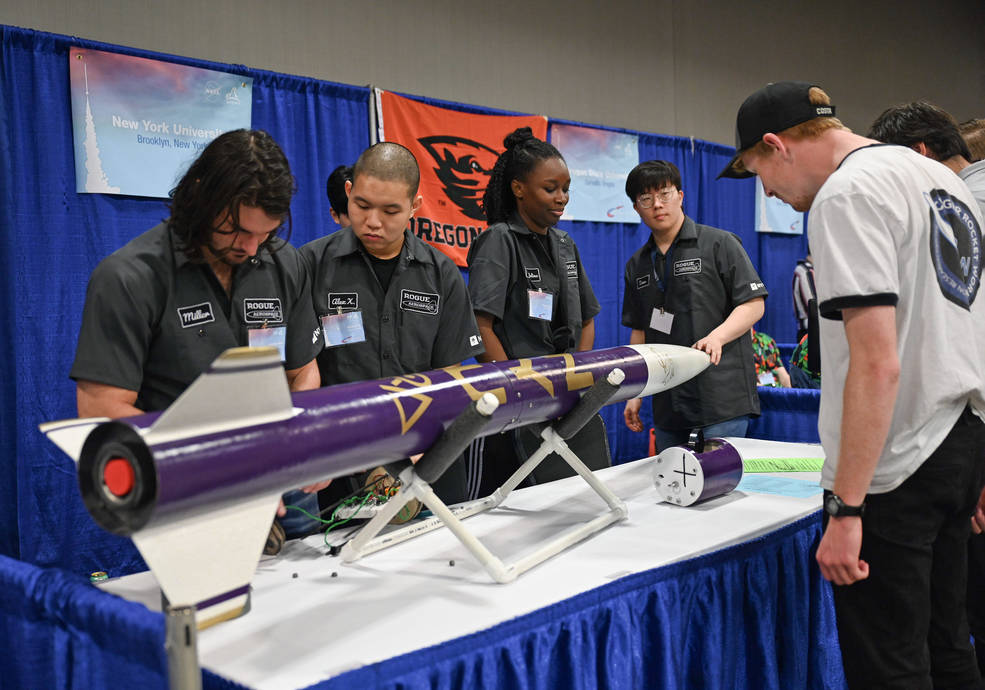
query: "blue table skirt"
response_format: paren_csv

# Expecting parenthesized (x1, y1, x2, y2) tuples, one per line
(0, 513, 845, 690)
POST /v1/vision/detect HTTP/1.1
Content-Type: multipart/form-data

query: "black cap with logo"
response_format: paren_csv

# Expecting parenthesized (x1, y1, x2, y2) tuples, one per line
(718, 81, 836, 179)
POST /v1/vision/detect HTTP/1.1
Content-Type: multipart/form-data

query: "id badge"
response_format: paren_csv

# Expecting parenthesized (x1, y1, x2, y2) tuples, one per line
(528, 290, 554, 321)
(248, 325, 287, 361)
(757, 370, 777, 386)
(321, 311, 367, 347)
(649, 308, 674, 334)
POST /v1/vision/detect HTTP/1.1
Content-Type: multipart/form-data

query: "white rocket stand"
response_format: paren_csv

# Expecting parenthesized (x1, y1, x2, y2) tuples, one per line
(339, 369, 629, 583)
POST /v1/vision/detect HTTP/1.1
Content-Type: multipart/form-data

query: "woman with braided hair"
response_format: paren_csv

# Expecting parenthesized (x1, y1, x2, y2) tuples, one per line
(468, 127, 599, 362)
(464, 127, 607, 496)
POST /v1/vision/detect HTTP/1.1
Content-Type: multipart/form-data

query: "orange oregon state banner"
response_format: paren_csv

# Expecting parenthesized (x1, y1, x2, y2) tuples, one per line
(377, 90, 548, 266)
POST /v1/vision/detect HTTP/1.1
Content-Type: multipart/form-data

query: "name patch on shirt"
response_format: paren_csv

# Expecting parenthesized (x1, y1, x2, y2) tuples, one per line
(400, 289, 440, 315)
(328, 292, 359, 312)
(524, 267, 542, 282)
(177, 301, 215, 328)
(673, 258, 701, 276)
(636, 275, 650, 290)
(566, 260, 578, 279)
(243, 298, 283, 324)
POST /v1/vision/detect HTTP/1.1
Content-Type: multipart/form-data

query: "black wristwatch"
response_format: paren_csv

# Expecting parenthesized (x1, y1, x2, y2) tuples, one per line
(824, 492, 865, 518)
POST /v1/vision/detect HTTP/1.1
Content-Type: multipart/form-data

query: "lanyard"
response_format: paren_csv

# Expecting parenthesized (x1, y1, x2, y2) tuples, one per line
(651, 246, 674, 293)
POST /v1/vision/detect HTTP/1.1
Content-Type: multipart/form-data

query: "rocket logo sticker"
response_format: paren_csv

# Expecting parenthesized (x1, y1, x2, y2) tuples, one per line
(380, 374, 434, 434)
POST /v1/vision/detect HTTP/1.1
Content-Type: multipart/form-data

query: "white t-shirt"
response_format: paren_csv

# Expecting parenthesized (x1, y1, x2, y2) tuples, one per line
(809, 144, 985, 493)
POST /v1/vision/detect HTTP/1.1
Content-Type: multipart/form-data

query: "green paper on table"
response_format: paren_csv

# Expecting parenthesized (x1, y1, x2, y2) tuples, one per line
(742, 457, 824, 473)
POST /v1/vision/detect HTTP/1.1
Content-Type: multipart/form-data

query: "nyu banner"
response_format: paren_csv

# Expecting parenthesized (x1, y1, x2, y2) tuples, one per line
(69, 48, 253, 198)
(550, 124, 639, 223)
(377, 90, 547, 266)
(755, 178, 804, 234)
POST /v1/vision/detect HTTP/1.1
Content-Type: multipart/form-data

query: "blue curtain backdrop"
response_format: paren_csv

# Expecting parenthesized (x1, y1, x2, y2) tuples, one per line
(0, 25, 370, 573)
(1, 25, 811, 576)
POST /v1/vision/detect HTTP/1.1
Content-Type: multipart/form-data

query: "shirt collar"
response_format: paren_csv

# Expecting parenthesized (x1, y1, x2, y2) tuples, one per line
(334, 227, 434, 265)
(644, 215, 696, 254)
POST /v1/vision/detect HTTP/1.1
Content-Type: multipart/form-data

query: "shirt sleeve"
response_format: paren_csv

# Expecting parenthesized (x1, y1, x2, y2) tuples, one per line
(573, 243, 601, 322)
(281, 248, 323, 371)
(622, 254, 649, 329)
(70, 255, 161, 392)
(719, 232, 768, 306)
(811, 192, 900, 320)
(431, 263, 485, 367)
(466, 227, 512, 320)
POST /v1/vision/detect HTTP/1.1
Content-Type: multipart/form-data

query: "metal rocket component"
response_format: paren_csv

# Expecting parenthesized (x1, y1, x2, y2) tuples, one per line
(41, 343, 709, 621)
(653, 438, 744, 507)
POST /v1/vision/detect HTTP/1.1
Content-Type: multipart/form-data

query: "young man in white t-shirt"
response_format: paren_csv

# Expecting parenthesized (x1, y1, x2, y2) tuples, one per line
(720, 81, 985, 689)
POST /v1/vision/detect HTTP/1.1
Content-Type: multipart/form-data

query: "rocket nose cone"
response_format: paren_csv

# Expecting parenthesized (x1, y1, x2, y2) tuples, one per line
(629, 344, 711, 397)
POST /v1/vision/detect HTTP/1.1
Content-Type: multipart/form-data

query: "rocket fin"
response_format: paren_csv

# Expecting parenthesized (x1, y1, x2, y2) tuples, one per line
(39, 417, 110, 463)
(144, 346, 297, 446)
(132, 491, 282, 628)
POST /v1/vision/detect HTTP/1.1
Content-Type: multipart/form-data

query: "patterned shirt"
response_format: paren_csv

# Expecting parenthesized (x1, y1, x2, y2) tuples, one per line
(751, 329, 783, 387)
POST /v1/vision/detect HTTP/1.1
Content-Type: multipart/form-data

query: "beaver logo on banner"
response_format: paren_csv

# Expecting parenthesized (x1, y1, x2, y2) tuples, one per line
(377, 90, 547, 266)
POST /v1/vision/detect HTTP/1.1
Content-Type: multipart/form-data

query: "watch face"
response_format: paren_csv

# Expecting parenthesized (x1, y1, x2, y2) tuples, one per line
(825, 494, 841, 515)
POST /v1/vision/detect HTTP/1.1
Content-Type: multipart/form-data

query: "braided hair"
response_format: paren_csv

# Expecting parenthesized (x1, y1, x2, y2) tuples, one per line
(482, 127, 564, 224)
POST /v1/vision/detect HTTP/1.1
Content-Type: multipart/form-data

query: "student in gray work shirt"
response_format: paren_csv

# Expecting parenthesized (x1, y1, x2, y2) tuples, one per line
(71, 129, 329, 546)
(622, 160, 765, 452)
(466, 127, 606, 497)
(301, 142, 484, 502)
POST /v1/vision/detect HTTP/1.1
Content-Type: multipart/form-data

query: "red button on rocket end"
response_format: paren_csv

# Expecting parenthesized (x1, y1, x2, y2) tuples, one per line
(103, 457, 135, 497)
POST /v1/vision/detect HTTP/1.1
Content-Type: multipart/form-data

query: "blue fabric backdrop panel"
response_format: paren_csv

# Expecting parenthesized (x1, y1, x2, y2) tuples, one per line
(747, 387, 821, 444)
(0, 25, 370, 573)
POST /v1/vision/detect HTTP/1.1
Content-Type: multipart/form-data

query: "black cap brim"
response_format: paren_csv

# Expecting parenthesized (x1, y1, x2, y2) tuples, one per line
(717, 151, 756, 180)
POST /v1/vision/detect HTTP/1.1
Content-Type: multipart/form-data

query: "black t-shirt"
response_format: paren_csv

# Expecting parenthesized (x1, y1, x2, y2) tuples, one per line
(467, 214, 601, 358)
(622, 216, 766, 429)
(300, 227, 484, 385)
(71, 222, 321, 412)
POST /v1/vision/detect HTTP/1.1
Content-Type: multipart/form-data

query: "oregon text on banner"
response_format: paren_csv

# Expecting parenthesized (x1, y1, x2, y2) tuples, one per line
(377, 90, 547, 266)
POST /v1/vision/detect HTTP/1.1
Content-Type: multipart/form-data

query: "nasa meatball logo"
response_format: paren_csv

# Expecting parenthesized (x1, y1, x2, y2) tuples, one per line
(400, 289, 440, 315)
(926, 189, 982, 310)
(418, 135, 500, 221)
(243, 298, 283, 324)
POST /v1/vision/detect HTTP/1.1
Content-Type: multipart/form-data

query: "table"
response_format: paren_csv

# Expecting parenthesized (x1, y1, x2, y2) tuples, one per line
(98, 438, 843, 689)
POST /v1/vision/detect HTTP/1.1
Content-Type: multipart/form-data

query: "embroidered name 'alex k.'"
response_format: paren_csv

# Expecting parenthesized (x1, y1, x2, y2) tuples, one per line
(400, 289, 440, 315)
(328, 293, 359, 311)
(177, 302, 215, 328)
(243, 298, 283, 324)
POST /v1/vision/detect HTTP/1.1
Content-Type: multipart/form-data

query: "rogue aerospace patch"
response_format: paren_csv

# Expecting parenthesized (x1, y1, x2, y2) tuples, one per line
(673, 258, 701, 276)
(636, 274, 650, 289)
(177, 301, 215, 328)
(243, 298, 284, 324)
(400, 289, 440, 315)
(926, 189, 982, 310)
(524, 267, 542, 283)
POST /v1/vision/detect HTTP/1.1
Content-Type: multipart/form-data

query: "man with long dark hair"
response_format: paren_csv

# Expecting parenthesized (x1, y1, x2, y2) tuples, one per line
(71, 129, 326, 546)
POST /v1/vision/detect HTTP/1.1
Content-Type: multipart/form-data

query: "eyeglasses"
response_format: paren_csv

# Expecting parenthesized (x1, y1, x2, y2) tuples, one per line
(636, 189, 679, 208)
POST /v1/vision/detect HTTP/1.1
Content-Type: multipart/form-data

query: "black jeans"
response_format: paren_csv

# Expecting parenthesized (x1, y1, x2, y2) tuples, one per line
(827, 406, 985, 690)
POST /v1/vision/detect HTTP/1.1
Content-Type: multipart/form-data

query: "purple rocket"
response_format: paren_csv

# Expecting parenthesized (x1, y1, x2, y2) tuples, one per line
(41, 343, 709, 622)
